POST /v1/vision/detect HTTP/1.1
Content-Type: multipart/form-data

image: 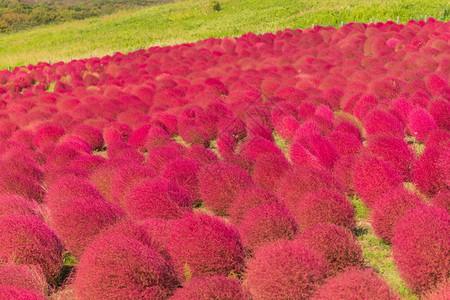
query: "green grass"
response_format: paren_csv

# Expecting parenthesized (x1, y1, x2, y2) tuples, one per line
(0, 0, 448, 69)
(351, 196, 418, 299)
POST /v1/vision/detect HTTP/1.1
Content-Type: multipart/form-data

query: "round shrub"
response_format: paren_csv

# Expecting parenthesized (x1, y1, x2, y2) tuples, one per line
(107, 141, 145, 163)
(352, 154, 403, 207)
(185, 144, 218, 166)
(146, 144, 185, 173)
(229, 188, 279, 225)
(0, 194, 42, 219)
(292, 188, 355, 231)
(313, 267, 399, 300)
(71, 123, 104, 150)
(432, 189, 450, 213)
(365, 135, 415, 180)
(252, 153, 290, 192)
(423, 281, 450, 300)
(47, 194, 125, 257)
(0, 285, 46, 300)
(73, 233, 178, 300)
(0, 264, 48, 295)
(408, 108, 437, 142)
(0, 215, 63, 284)
(237, 137, 283, 164)
(327, 131, 362, 156)
(45, 175, 104, 204)
(371, 186, 423, 243)
(363, 109, 404, 139)
(166, 213, 245, 282)
(32, 125, 65, 149)
(297, 133, 340, 169)
(170, 275, 250, 300)
(412, 146, 447, 197)
(0, 172, 44, 203)
(0, 153, 43, 181)
(277, 163, 343, 213)
(297, 223, 364, 276)
(145, 126, 172, 151)
(392, 206, 450, 294)
(238, 203, 298, 252)
(246, 239, 327, 300)
(198, 162, 253, 215)
(333, 154, 357, 194)
(161, 158, 201, 202)
(124, 178, 191, 221)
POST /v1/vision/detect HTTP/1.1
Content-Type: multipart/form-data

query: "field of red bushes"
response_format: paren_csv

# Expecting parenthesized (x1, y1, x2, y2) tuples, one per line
(0, 18, 448, 299)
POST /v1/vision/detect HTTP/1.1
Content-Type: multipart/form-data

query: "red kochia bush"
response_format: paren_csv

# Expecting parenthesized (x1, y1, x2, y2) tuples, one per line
(32, 125, 65, 149)
(47, 194, 125, 257)
(432, 190, 450, 214)
(277, 163, 343, 213)
(0, 194, 42, 218)
(45, 175, 104, 204)
(238, 203, 298, 252)
(363, 109, 404, 139)
(198, 162, 253, 215)
(313, 267, 399, 300)
(0, 215, 63, 284)
(185, 144, 218, 166)
(124, 178, 191, 220)
(246, 239, 327, 300)
(229, 188, 279, 225)
(292, 188, 355, 231)
(166, 213, 245, 282)
(161, 158, 201, 202)
(146, 144, 185, 173)
(297, 224, 363, 276)
(392, 206, 450, 294)
(371, 186, 423, 243)
(327, 131, 362, 156)
(0, 172, 44, 203)
(413, 146, 447, 197)
(423, 281, 450, 300)
(0, 264, 48, 295)
(170, 275, 250, 300)
(73, 233, 178, 300)
(365, 135, 415, 180)
(252, 153, 290, 192)
(352, 154, 403, 208)
(71, 123, 104, 150)
(408, 108, 437, 142)
(0, 286, 46, 300)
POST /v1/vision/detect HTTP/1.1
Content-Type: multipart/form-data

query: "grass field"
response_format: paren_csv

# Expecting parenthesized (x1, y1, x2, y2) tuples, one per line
(0, 0, 448, 69)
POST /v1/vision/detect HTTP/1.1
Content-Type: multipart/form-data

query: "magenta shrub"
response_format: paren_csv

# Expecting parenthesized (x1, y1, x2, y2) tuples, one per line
(313, 267, 399, 300)
(45, 175, 105, 204)
(432, 189, 450, 213)
(0, 172, 44, 203)
(327, 131, 362, 156)
(165, 213, 245, 282)
(238, 203, 298, 252)
(333, 154, 357, 194)
(412, 146, 447, 197)
(0, 194, 42, 219)
(170, 275, 250, 300)
(229, 188, 279, 225)
(0, 264, 48, 295)
(352, 154, 403, 207)
(73, 233, 178, 300)
(246, 239, 327, 300)
(0, 215, 63, 284)
(297, 223, 364, 276)
(146, 144, 185, 173)
(71, 123, 104, 150)
(363, 109, 404, 139)
(423, 281, 450, 300)
(0, 286, 46, 300)
(161, 158, 201, 202)
(185, 144, 218, 166)
(371, 186, 424, 243)
(408, 108, 437, 142)
(252, 153, 290, 192)
(392, 206, 450, 294)
(198, 162, 253, 215)
(145, 126, 172, 150)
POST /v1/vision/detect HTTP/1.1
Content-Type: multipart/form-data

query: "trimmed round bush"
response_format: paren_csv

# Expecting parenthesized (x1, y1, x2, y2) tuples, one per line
(0, 215, 63, 284)
(124, 178, 191, 220)
(237, 137, 283, 162)
(327, 131, 362, 156)
(229, 188, 279, 225)
(333, 154, 357, 194)
(0, 264, 48, 295)
(313, 267, 399, 300)
(246, 239, 327, 300)
(170, 275, 250, 300)
(292, 188, 355, 231)
(352, 154, 403, 207)
(252, 153, 290, 192)
(238, 203, 298, 252)
(408, 108, 437, 142)
(166, 213, 245, 282)
(0, 172, 44, 203)
(185, 144, 218, 166)
(363, 109, 404, 139)
(392, 206, 450, 294)
(0, 285, 46, 300)
(145, 126, 172, 151)
(73, 233, 178, 300)
(45, 175, 104, 204)
(71, 123, 104, 150)
(47, 194, 125, 257)
(0, 194, 42, 219)
(413, 146, 448, 197)
(371, 186, 423, 243)
(297, 223, 364, 276)
(198, 162, 253, 215)
(432, 190, 450, 214)
(146, 144, 185, 173)
(161, 158, 201, 202)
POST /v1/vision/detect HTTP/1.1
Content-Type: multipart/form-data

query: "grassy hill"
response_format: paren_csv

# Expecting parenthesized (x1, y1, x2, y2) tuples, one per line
(0, 0, 448, 69)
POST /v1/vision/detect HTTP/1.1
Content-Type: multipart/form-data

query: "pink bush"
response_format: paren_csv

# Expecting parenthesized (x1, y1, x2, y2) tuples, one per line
(146, 144, 185, 173)
(0, 264, 48, 295)
(412, 146, 447, 197)
(238, 203, 298, 252)
(45, 175, 104, 204)
(423, 281, 450, 300)
(170, 275, 250, 300)
(161, 158, 201, 202)
(229, 188, 279, 225)
(0, 194, 42, 218)
(297, 223, 364, 276)
(165, 213, 245, 281)
(0, 215, 63, 284)
(0, 286, 46, 300)
(185, 144, 218, 166)
(333, 154, 357, 194)
(313, 267, 399, 300)
(363, 109, 404, 139)
(392, 206, 450, 294)
(371, 186, 424, 243)
(0, 172, 44, 203)
(246, 239, 327, 300)
(352, 154, 403, 207)
(327, 131, 362, 156)
(73, 233, 178, 300)
(252, 153, 290, 191)
(145, 126, 172, 151)
(71, 123, 104, 150)
(429, 99, 450, 130)
(432, 189, 450, 213)
(198, 162, 253, 215)
(408, 108, 437, 142)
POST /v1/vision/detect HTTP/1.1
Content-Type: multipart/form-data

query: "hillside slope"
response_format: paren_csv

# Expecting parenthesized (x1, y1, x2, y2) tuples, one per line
(0, 0, 448, 69)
